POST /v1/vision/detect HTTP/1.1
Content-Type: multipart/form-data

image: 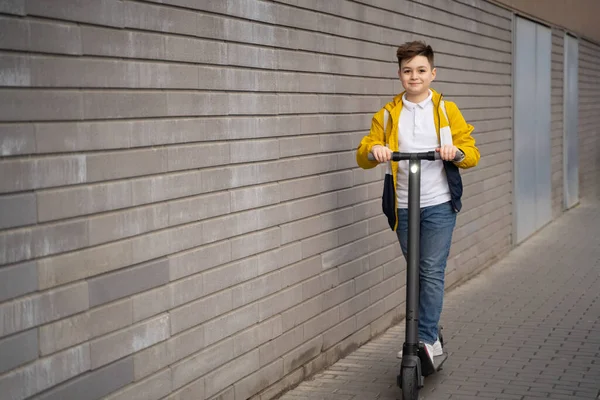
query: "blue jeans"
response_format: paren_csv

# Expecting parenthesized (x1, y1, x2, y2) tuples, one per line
(396, 201, 456, 345)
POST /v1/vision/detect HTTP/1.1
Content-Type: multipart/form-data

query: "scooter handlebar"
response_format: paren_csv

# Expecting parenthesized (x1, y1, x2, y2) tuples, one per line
(367, 151, 441, 162)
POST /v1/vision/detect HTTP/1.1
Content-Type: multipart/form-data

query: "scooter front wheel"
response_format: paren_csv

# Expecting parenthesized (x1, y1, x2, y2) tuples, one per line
(401, 367, 419, 400)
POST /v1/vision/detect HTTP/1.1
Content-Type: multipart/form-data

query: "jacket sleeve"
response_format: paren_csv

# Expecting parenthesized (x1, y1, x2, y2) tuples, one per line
(446, 101, 480, 169)
(356, 108, 386, 169)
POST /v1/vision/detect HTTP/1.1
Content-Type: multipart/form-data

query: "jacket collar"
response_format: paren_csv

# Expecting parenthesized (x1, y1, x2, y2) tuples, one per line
(386, 88, 442, 112)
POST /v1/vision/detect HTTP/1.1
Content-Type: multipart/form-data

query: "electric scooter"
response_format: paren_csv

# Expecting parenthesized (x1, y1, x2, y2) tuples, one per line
(368, 150, 449, 400)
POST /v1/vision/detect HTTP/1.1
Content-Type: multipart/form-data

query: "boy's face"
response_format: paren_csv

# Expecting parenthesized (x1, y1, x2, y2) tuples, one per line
(398, 55, 436, 98)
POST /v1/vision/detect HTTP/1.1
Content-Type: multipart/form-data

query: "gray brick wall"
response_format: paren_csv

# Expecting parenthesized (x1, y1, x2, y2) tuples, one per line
(0, 1, 597, 400)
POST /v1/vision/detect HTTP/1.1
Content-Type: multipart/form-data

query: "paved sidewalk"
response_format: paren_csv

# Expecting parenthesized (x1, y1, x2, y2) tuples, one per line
(278, 200, 600, 400)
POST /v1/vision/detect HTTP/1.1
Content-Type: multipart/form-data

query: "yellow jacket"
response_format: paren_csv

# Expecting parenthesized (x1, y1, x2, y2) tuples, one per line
(356, 88, 480, 230)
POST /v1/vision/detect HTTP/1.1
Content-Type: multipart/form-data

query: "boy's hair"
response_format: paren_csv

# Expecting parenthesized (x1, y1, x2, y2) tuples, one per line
(396, 41, 434, 69)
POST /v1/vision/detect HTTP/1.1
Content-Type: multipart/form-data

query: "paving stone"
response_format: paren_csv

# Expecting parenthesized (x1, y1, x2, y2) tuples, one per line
(281, 201, 600, 399)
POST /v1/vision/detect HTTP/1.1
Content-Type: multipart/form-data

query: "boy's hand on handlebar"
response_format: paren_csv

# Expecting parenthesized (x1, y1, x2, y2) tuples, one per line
(436, 145, 458, 161)
(370, 145, 392, 163)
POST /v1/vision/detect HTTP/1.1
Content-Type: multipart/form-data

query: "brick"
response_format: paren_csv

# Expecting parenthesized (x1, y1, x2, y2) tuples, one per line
(35, 120, 129, 153)
(27, 0, 124, 26)
(282, 335, 323, 374)
(203, 256, 258, 295)
(103, 369, 171, 400)
(170, 289, 232, 335)
(88, 258, 169, 307)
(0, 344, 90, 400)
(228, 160, 281, 188)
(0, 282, 88, 337)
(124, 0, 197, 35)
(171, 337, 234, 390)
(0, 227, 31, 265)
(230, 183, 280, 212)
(0, 260, 37, 302)
(205, 350, 260, 398)
(27, 19, 82, 55)
(0, 89, 83, 122)
(167, 142, 230, 172)
(168, 240, 231, 281)
(279, 176, 321, 202)
(88, 203, 169, 246)
(167, 222, 203, 255)
(34, 357, 133, 400)
(0, 328, 37, 375)
(0, 123, 36, 156)
(90, 314, 169, 369)
(235, 359, 284, 400)
(166, 378, 206, 400)
(81, 25, 163, 58)
(0, 49, 26, 86)
(228, 42, 277, 69)
(338, 290, 370, 321)
(281, 295, 323, 333)
(130, 229, 172, 268)
(279, 135, 322, 158)
(0, 0, 24, 15)
(0, 17, 28, 51)
(31, 218, 89, 258)
(281, 215, 322, 244)
(257, 243, 302, 275)
(321, 236, 370, 270)
(38, 238, 132, 289)
(233, 316, 282, 357)
(259, 324, 304, 367)
(320, 171, 354, 192)
(0, 154, 86, 193)
(322, 317, 357, 349)
(168, 273, 203, 311)
(281, 256, 322, 288)
(132, 285, 172, 323)
(232, 271, 281, 308)
(256, 367, 305, 400)
(129, 170, 194, 206)
(337, 186, 369, 208)
(301, 230, 338, 259)
(165, 35, 227, 64)
(354, 266, 384, 294)
(37, 180, 132, 222)
(322, 281, 355, 310)
(39, 298, 132, 356)
(302, 269, 339, 300)
(86, 148, 167, 182)
(204, 304, 259, 347)
(230, 227, 281, 260)
(303, 306, 340, 340)
(338, 221, 368, 246)
(83, 91, 168, 119)
(166, 92, 229, 117)
(0, 192, 36, 229)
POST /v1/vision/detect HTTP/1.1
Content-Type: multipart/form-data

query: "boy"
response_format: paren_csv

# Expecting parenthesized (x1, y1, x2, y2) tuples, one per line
(356, 41, 479, 363)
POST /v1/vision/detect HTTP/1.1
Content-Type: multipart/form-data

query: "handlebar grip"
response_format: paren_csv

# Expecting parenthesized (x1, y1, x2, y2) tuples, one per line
(367, 153, 376, 161)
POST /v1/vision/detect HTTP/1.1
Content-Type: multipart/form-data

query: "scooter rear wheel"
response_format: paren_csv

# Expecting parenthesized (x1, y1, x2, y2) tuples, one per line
(401, 367, 419, 400)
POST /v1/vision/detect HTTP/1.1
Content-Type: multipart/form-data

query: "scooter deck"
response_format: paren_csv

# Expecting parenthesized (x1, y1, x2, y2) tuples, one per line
(422, 353, 448, 376)
(397, 352, 448, 376)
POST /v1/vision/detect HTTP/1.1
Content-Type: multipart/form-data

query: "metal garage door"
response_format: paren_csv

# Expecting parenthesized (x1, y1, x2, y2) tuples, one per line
(563, 33, 579, 209)
(514, 16, 552, 244)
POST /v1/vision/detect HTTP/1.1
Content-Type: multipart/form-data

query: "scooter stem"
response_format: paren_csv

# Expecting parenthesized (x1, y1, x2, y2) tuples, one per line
(405, 156, 421, 354)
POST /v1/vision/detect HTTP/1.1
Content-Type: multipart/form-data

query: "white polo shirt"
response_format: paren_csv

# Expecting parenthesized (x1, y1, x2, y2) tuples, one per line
(396, 90, 451, 208)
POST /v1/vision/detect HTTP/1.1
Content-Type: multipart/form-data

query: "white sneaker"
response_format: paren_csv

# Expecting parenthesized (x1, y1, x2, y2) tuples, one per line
(423, 343, 435, 365)
(396, 340, 442, 359)
(431, 339, 443, 356)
